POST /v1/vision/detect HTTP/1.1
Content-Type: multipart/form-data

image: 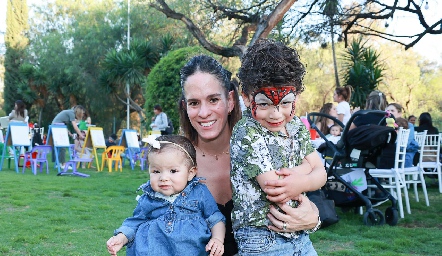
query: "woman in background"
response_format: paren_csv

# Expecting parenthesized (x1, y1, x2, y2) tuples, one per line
(9, 100, 28, 122)
(315, 103, 338, 136)
(333, 85, 352, 125)
(415, 112, 439, 135)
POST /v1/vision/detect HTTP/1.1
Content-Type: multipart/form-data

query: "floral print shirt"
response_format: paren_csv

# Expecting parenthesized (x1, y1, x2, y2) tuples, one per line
(230, 109, 314, 238)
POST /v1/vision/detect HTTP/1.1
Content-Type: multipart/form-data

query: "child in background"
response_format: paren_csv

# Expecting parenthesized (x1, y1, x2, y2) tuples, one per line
(74, 130, 94, 168)
(327, 124, 342, 144)
(333, 85, 352, 125)
(107, 135, 225, 256)
(231, 39, 326, 255)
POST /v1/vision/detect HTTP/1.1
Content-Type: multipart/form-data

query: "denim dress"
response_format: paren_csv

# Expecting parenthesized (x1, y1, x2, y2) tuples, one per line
(114, 177, 225, 256)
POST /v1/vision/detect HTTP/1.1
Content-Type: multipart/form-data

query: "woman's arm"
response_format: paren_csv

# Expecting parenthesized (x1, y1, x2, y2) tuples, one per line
(71, 120, 84, 139)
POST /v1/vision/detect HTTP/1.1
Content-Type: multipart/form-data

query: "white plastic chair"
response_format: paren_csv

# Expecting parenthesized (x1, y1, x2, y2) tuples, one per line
(419, 133, 441, 193)
(368, 128, 410, 218)
(402, 130, 429, 211)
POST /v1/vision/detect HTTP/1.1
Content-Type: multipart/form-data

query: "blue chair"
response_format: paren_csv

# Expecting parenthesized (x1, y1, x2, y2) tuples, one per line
(22, 145, 52, 175)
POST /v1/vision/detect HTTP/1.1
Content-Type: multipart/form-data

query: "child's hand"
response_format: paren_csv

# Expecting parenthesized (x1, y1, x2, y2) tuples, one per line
(106, 233, 127, 256)
(205, 237, 224, 256)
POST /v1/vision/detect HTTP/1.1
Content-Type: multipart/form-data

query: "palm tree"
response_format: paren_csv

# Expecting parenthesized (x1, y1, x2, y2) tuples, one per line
(341, 38, 385, 108)
(321, 0, 341, 87)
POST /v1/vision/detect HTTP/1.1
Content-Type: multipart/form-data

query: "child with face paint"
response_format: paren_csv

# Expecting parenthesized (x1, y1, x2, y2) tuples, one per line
(230, 39, 326, 255)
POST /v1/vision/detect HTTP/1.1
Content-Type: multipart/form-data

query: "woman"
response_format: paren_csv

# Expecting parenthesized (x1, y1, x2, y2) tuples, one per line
(349, 91, 388, 130)
(51, 105, 87, 169)
(150, 105, 169, 135)
(179, 55, 322, 255)
(333, 85, 352, 125)
(386, 103, 419, 167)
(415, 112, 439, 135)
(9, 100, 28, 122)
(315, 103, 338, 136)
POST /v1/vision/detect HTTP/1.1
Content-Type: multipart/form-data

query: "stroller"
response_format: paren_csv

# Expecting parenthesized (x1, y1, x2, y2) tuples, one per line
(307, 110, 399, 226)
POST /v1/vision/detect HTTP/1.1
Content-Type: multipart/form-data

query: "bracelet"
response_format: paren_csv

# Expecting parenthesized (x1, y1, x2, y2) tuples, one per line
(305, 216, 321, 234)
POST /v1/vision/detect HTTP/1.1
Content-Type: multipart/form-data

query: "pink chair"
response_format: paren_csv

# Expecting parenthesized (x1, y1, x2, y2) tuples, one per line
(22, 145, 52, 175)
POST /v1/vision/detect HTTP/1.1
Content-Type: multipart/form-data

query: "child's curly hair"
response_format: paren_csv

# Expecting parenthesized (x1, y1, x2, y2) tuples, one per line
(238, 39, 306, 95)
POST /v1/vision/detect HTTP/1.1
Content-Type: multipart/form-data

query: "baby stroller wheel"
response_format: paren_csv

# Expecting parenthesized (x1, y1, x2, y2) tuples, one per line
(363, 209, 385, 226)
(385, 206, 398, 226)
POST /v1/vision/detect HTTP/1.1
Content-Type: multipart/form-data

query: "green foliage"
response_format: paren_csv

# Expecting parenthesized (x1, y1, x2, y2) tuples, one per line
(341, 38, 385, 108)
(3, 0, 29, 115)
(144, 46, 205, 133)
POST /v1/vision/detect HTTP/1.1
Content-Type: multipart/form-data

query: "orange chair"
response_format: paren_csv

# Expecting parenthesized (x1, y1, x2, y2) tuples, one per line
(101, 146, 125, 172)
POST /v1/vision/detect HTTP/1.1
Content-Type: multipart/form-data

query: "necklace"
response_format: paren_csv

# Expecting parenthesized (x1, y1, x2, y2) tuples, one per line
(195, 146, 229, 160)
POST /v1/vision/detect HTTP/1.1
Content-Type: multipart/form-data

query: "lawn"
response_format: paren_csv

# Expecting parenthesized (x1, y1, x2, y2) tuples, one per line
(0, 160, 441, 256)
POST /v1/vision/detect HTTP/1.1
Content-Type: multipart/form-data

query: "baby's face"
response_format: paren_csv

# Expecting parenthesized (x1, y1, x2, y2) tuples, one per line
(330, 127, 340, 136)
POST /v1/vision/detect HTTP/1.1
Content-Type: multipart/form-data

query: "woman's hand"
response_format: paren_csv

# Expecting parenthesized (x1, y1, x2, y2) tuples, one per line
(267, 194, 319, 232)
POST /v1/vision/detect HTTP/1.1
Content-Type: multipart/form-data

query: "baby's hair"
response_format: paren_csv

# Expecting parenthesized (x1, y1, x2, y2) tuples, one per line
(148, 135, 197, 169)
(238, 39, 305, 96)
(395, 117, 408, 129)
(335, 85, 352, 101)
(330, 124, 342, 131)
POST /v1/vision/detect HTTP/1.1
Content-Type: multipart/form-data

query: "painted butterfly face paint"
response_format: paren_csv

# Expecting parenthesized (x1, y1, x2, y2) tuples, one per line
(250, 86, 297, 117)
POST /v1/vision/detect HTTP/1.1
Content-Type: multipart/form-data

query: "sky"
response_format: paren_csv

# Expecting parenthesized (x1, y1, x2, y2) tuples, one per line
(0, 0, 441, 63)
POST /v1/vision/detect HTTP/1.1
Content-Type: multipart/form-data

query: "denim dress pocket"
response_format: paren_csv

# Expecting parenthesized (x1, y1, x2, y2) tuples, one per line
(235, 227, 276, 254)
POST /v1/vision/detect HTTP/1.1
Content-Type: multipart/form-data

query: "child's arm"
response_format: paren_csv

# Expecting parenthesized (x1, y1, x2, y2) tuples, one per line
(205, 222, 225, 256)
(106, 233, 128, 256)
(264, 151, 326, 203)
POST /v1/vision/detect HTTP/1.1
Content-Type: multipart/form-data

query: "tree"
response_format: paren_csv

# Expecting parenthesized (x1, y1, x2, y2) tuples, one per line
(148, 0, 442, 58)
(144, 46, 205, 132)
(4, 0, 29, 114)
(341, 38, 385, 109)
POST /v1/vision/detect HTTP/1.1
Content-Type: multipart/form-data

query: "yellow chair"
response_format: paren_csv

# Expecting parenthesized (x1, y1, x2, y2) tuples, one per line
(148, 130, 161, 135)
(101, 146, 125, 172)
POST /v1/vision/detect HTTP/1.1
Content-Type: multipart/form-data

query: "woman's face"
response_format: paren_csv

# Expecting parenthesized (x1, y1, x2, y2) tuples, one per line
(329, 105, 338, 117)
(183, 72, 234, 141)
(386, 105, 402, 118)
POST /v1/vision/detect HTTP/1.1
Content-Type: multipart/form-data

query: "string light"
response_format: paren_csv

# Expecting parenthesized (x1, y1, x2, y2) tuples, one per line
(424, 1, 429, 10)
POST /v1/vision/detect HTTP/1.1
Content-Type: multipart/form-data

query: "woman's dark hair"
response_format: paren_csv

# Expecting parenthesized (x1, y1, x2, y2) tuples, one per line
(335, 85, 352, 102)
(418, 112, 433, 127)
(15, 100, 26, 118)
(179, 55, 241, 144)
(148, 135, 197, 168)
(238, 39, 305, 96)
(316, 103, 334, 135)
(154, 105, 162, 112)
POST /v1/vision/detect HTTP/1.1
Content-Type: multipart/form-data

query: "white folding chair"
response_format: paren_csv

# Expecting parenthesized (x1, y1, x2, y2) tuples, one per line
(419, 133, 441, 193)
(402, 130, 429, 211)
(368, 128, 410, 218)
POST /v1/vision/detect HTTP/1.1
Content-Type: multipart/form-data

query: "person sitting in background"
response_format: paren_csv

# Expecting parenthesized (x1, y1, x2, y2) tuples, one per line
(74, 130, 94, 168)
(106, 134, 118, 148)
(408, 115, 416, 126)
(315, 103, 338, 136)
(415, 112, 439, 135)
(386, 103, 419, 167)
(9, 100, 28, 122)
(326, 124, 342, 144)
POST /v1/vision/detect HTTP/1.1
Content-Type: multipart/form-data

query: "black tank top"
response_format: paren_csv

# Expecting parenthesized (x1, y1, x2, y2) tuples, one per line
(217, 200, 238, 256)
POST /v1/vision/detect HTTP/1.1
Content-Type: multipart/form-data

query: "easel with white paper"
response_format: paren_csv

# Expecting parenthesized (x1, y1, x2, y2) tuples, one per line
(0, 123, 31, 173)
(119, 129, 140, 169)
(82, 126, 107, 171)
(46, 124, 71, 173)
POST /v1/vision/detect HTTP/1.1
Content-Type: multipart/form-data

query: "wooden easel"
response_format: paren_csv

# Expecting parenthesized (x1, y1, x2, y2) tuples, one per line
(119, 129, 140, 169)
(46, 124, 71, 173)
(82, 126, 107, 171)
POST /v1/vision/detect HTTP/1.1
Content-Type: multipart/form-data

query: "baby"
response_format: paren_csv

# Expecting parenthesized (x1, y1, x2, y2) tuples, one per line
(327, 124, 342, 144)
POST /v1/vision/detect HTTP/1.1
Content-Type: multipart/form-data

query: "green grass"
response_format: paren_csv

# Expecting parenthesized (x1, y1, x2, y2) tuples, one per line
(0, 160, 441, 255)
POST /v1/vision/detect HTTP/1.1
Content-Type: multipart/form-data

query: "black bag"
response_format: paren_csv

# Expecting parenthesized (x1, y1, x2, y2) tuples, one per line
(307, 189, 339, 228)
(164, 116, 174, 135)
